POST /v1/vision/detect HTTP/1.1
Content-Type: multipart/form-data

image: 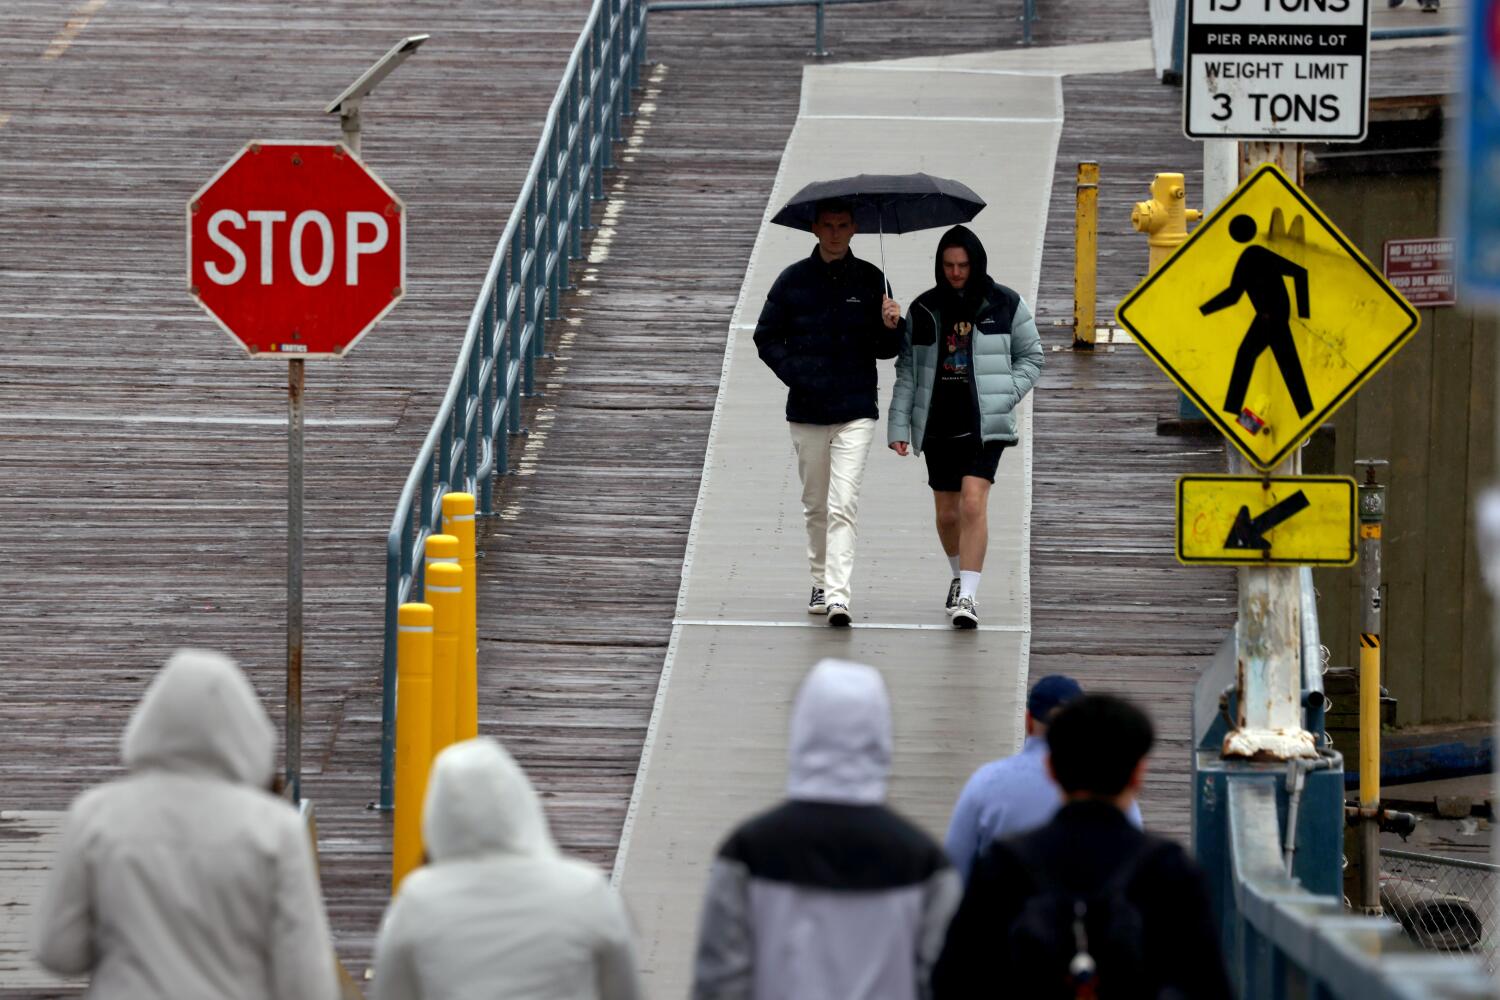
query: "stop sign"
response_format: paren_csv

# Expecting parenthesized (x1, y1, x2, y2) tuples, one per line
(187, 141, 405, 358)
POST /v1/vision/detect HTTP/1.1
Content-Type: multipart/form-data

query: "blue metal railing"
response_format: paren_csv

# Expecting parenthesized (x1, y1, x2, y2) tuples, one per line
(1227, 780, 1492, 999)
(378, 0, 649, 811)
(646, 0, 885, 58)
(646, 0, 1039, 55)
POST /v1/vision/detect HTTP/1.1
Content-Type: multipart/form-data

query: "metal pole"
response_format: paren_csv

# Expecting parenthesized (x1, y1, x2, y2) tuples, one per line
(1222, 139, 1317, 763)
(814, 1, 826, 57)
(1073, 161, 1099, 350)
(1355, 459, 1387, 915)
(1022, 0, 1035, 47)
(287, 357, 305, 803)
(341, 100, 362, 157)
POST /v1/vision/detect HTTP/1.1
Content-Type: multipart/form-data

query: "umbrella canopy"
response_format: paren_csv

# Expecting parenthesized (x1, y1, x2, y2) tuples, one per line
(771, 172, 986, 235)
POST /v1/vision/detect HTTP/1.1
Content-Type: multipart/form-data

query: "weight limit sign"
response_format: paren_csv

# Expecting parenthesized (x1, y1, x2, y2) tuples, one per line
(1183, 0, 1369, 142)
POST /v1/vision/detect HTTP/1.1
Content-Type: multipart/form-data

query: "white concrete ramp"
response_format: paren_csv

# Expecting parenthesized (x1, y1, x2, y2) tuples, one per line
(613, 50, 1073, 996)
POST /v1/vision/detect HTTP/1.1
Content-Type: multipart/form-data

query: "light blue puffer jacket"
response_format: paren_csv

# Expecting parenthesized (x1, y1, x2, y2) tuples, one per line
(887, 278, 1044, 453)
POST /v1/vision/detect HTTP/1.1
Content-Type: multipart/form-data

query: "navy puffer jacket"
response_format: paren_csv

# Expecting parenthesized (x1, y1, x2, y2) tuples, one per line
(754, 247, 904, 425)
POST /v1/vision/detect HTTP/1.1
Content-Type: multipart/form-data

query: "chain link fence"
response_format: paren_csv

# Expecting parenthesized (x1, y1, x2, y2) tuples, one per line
(1380, 848, 1499, 979)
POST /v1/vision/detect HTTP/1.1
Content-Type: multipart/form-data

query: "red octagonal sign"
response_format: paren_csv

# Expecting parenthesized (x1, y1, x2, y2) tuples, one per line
(187, 141, 405, 358)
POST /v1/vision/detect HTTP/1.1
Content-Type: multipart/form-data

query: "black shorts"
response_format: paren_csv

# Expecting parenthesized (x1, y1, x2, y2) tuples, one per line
(922, 436, 1006, 492)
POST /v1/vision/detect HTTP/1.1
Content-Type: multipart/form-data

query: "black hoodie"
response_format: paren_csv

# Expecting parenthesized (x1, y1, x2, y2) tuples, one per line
(924, 225, 995, 442)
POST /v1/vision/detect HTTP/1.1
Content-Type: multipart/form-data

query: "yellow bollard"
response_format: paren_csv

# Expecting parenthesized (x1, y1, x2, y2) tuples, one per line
(392, 602, 433, 893)
(425, 533, 460, 576)
(1359, 632, 1381, 810)
(427, 562, 463, 756)
(1072, 161, 1099, 351)
(442, 493, 478, 740)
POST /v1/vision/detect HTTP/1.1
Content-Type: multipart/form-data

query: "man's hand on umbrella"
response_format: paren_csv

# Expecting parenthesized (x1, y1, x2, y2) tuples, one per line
(881, 295, 901, 329)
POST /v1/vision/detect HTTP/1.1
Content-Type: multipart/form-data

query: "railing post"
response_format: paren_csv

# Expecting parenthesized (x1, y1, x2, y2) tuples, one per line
(591, 17, 607, 203)
(378, 535, 402, 812)
(638, 0, 649, 69)
(508, 232, 524, 431)
(479, 285, 499, 510)
(523, 191, 538, 397)
(814, 1, 827, 58)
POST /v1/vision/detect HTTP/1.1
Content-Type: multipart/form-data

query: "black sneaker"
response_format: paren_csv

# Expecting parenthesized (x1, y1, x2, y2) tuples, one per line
(945, 577, 961, 615)
(808, 587, 828, 615)
(827, 603, 852, 627)
(951, 596, 978, 629)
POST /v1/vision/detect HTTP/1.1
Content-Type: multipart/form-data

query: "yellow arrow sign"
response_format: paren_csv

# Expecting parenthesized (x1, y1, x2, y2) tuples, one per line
(1117, 165, 1419, 470)
(1177, 475, 1357, 567)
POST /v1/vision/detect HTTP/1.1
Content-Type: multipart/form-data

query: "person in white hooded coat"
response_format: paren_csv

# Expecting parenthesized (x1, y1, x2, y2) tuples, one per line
(691, 658, 963, 1000)
(31, 648, 339, 1000)
(371, 736, 644, 1000)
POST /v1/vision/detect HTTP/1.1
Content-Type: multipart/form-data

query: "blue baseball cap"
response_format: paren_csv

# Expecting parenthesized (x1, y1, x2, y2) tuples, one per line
(1027, 674, 1083, 721)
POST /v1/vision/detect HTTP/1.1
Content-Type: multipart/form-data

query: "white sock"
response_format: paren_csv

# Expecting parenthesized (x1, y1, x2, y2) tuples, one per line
(947, 554, 961, 577)
(960, 570, 981, 601)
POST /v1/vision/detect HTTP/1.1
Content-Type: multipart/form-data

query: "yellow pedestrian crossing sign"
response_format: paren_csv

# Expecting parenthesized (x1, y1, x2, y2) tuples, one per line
(1177, 475, 1357, 567)
(1117, 165, 1419, 470)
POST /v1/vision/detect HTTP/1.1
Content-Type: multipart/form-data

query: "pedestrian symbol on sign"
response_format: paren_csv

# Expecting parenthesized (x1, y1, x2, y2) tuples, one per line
(1199, 214, 1314, 423)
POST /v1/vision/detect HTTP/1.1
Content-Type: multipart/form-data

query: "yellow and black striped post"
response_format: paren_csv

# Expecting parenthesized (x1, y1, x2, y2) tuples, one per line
(1355, 459, 1387, 915)
(1359, 630, 1381, 807)
(442, 492, 479, 740)
(392, 602, 433, 892)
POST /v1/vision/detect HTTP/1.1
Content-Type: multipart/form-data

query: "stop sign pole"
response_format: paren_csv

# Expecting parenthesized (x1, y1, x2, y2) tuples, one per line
(187, 141, 406, 802)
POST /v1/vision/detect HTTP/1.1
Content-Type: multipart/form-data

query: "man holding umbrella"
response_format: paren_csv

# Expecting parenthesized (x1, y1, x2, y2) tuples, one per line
(754, 197, 903, 627)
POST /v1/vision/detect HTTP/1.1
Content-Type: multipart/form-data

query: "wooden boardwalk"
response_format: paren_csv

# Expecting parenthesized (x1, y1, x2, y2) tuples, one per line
(0, 0, 599, 982)
(0, 0, 1460, 990)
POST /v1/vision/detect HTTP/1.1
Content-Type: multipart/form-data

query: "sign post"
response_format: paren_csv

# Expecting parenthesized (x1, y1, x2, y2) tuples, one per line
(187, 142, 406, 801)
(1118, 161, 1418, 762)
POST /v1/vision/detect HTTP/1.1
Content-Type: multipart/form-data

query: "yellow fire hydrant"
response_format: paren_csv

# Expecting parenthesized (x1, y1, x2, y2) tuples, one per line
(1131, 172, 1202, 273)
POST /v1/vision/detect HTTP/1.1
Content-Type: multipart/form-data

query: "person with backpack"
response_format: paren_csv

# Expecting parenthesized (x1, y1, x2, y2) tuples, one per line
(887, 225, 1043, 629)
(931, 695, 1231, 999)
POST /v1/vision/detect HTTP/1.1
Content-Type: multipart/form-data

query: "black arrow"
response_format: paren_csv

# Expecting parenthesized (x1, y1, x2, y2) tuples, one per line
(1225, 490, 1311, 550)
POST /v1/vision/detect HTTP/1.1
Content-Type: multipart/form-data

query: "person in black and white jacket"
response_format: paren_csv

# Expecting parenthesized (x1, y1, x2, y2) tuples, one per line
(691, 658, 961, 1000)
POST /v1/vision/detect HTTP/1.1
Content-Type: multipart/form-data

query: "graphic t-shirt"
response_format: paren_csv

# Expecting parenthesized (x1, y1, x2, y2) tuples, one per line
(924, 317, 978, 444)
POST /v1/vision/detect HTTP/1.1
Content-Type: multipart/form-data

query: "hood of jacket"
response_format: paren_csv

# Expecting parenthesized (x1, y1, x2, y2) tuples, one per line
(785, 659, 892, 805)
(120, 648, 276, 787)
(422, 736, 557, 863)
(934, 224, 991, 304)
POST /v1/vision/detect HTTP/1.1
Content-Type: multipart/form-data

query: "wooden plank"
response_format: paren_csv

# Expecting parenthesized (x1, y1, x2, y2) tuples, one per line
(1461, 310, 1498, 723)
(1422, 301, 1469, 722)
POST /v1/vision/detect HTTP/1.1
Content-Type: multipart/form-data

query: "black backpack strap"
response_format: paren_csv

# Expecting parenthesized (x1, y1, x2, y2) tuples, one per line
(1098, 836, 1175, 898)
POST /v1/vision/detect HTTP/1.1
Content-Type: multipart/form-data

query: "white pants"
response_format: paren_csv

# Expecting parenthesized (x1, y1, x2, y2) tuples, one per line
(788, 418, 876, 607)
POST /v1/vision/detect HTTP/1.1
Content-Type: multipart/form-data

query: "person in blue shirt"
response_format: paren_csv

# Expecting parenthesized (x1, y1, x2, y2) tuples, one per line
(944, 674, 1142, 881)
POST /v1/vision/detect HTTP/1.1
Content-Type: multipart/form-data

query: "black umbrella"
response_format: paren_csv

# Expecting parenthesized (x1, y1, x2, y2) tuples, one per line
(771, 172, 986, 292)
(771, 172, 986, 234)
